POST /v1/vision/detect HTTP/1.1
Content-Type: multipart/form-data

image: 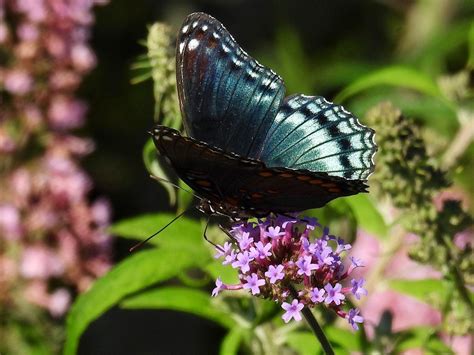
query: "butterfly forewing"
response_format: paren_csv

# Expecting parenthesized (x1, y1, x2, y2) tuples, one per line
(176, 12, 285, 158)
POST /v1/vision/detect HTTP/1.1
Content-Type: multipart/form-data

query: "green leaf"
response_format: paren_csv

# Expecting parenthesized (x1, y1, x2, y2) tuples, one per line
(143, 138, 176, 206)
(285, 331, 321, 355)
(468, 22, 474, 69)
(64, 247, 208, 355)
(334, 66, 445, 103)
(388, 279, 447, 303)
(120, 286, 235, 329)
(205, 260, 240, 284)
(395, 327, 453, 353)
(219, 328, 245, 355)
(325, 326, 361, 352)
(344, 194, 388, 238)
(110, 213, 207, 249)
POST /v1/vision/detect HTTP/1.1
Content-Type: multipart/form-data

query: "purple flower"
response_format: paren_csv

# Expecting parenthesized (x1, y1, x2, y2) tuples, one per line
(318, 246, 335, 266)
(238, 232, 253, 250)
(265, 264, 285, 283)
(296, 256, 318, 276)
(346, 308, 364, 330)
(281, 299, 304, 323)
(232, 251, 253, 273)
(310, 287, 325, 303)
(249, 241, 272, 259)
(324, 283, 345, 305)
(243, 273, 265, 295)
(304, 217, 319, 230)
(215, 242, 232, 259)
(212, 277, 225, 297)
(348, 256, 364, 273)
(223, 249, 236, 265)
(265, 226, 285, 240)
(351, 278, 368, 300)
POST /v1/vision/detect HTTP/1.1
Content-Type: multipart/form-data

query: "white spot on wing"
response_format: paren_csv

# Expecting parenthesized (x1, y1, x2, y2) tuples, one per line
(192, 21, 198, 28)
(188, 39, 199, 51)
(179, 42, 185, 53)
(202, 25, 208, 31)
(213, 32, 220, 39)
(181, 25, 189, 33)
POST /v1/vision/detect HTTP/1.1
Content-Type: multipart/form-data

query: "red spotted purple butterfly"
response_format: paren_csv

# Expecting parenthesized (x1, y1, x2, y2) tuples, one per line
(152, 12, 377, 219)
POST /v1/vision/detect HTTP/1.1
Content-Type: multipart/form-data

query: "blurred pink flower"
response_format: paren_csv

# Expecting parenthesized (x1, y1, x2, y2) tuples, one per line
(71, 43, 96, 71)
(10, 169, 32, 204)
(17, 22, 39, 41)
(0, 204, 23, 240)
(16, 0, 47, 23)
(20, 246, 65, 279)
(0, 129, 17, 154)
(0, 22, 9, 43)
(50, 70, 81, 90)
(4, 69, 33, 95)
(48, 96, 87, 130)
(91, 198, 111, 226)
(48, 288, 71, 317)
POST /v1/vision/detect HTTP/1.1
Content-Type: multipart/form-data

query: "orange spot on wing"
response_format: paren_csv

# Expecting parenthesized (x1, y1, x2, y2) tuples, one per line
(196, 179, 212, 187)
(309, 179, 323, 185)
(328, 188, 341, 193)
(259, 171, 273, 177)
(279, 173, 294, 178)
(297, 175, 312, 181)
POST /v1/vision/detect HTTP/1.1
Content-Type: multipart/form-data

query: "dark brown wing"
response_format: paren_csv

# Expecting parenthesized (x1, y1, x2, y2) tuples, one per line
(152, 125, 367, 216)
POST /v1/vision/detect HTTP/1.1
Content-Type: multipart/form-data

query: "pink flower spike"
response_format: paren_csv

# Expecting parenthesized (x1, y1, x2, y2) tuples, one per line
(249, 241, 272, 259)
(243, 273, 265, 295)
(281, 299, 304, 323)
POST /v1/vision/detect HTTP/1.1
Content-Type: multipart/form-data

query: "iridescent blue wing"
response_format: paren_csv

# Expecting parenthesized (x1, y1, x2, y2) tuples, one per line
(258, 95, 377, 180)
(152, 125, 367, 216)
(176, 12, 285, 157)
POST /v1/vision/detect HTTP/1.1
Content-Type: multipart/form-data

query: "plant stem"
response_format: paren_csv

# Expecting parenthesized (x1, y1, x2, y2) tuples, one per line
(289, 285, 334, 355)
(301, 306, 335, 355)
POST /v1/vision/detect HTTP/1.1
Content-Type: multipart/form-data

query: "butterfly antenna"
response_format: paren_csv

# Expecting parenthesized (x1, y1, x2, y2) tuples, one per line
(129, 209, 189, 252)
(149, 174, 201, 200)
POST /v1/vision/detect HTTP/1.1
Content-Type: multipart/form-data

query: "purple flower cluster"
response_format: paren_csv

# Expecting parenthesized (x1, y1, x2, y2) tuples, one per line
(0, 0, 111, 318)
(213, 215, 367, 330)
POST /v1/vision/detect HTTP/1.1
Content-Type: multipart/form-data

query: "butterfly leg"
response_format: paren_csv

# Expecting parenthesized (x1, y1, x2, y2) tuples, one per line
(203, 216, 222, 250)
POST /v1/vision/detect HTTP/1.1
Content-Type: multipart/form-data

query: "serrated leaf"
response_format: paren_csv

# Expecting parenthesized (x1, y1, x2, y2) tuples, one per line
(64, 247, 208, 355)
(334, 66, 446, 103)
(388, 279, 447, 303)
(220, 328, 244, 355)
(120, 286, 235, 329)
(344, 194, 388, 238)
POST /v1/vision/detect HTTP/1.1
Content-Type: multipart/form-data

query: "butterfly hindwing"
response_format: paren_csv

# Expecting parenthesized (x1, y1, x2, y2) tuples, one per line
(153, 126, 367, 214)
(176, 12, 285, 158)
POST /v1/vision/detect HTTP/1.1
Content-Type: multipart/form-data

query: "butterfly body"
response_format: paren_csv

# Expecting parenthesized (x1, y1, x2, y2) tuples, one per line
(152, 13, 377, 219)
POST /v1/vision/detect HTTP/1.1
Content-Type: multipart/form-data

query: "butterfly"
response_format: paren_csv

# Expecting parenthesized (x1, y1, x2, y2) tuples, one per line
(152, 12, 377, 219)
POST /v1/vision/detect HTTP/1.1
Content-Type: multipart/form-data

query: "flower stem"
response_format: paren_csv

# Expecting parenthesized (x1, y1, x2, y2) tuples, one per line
(289, 285, 334, 355)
